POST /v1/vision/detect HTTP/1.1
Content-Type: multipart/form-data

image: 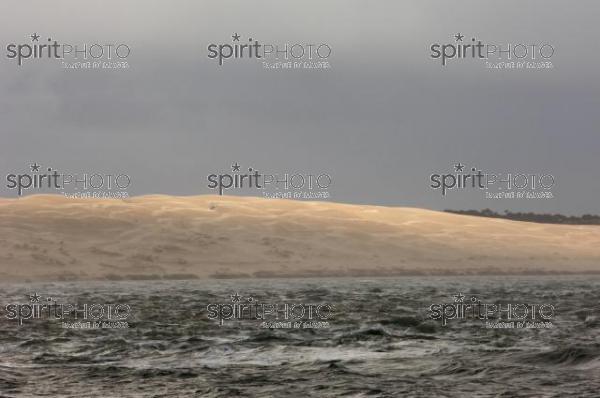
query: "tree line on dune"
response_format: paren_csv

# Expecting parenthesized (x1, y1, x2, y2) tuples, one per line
(444, 209, 600, 225)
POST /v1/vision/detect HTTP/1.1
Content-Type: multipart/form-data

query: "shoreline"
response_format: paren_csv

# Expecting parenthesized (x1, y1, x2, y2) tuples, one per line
(2, 269, 600, 284)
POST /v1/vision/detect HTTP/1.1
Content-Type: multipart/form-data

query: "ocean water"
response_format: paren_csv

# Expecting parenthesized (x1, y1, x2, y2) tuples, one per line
(0, 276, 599, 397)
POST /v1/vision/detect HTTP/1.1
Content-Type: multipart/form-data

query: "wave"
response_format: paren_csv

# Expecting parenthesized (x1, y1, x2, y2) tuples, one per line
(521, 344, 600, 366)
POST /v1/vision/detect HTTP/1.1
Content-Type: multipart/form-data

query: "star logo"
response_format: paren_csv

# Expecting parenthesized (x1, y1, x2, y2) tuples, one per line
(454, 33, 464, 42)
(454, 163, 465, 172)
(30, 162, 41, 172)
(230, 292, 241, 302)
(232, 33, 241, 42)
(31, 33, 40, 42)
(29, 292, 41, 303)
(453, 293, 465, 303)
(231, 162, 241, 172)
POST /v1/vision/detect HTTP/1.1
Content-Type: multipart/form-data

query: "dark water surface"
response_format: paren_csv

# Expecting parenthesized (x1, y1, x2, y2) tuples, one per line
(1, 276, 599, 397)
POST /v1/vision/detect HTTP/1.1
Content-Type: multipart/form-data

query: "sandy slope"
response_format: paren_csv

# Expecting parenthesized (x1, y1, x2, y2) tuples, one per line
(0, 195, 598, 281)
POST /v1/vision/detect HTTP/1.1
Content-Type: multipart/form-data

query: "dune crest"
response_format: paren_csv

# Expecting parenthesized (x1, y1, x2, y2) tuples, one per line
(0, 194, 599, 281)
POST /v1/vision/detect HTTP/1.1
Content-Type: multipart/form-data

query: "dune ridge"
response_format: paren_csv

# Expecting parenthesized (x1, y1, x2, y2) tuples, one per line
(0, 194, 599, 282)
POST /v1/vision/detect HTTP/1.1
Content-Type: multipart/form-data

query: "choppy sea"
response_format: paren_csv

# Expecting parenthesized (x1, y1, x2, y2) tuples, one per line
(0, 276, 599, 397)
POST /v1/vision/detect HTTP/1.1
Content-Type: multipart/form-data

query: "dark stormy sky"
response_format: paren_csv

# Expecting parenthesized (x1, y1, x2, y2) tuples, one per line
(1, 0, 599, 214)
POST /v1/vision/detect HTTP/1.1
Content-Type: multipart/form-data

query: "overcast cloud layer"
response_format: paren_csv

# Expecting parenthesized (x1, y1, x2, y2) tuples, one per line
(1, 0, 599, 214)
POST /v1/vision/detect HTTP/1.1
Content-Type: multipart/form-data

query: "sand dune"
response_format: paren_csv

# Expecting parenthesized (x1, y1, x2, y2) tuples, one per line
(0, 195, 598, 281)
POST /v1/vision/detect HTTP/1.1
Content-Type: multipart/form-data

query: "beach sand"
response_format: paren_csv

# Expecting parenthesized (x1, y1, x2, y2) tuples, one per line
(0, 195, 599, 281)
